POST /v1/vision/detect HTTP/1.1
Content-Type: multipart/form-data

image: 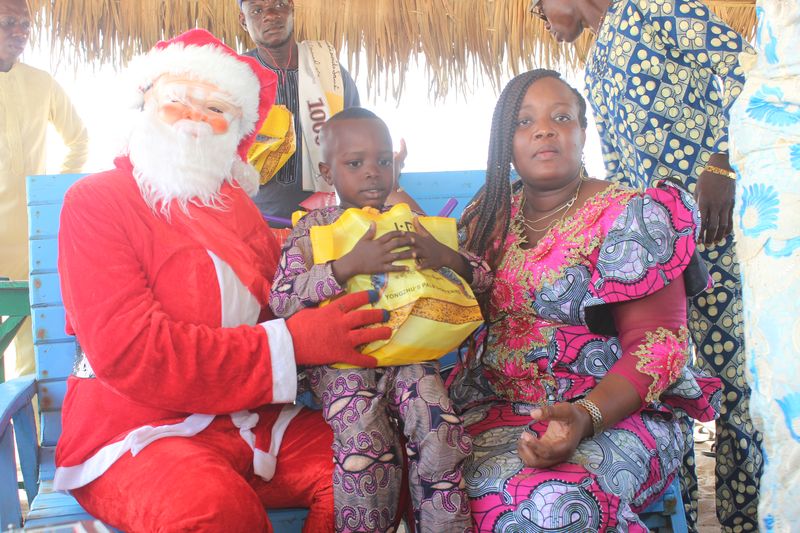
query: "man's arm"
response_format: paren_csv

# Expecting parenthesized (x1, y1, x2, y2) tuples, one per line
(594, 111, 625, 183)
(48, 77, 89, 174)
(643, 0, 752, 154)
(644, 0, 751, 242)
(341, 64, 360, 108)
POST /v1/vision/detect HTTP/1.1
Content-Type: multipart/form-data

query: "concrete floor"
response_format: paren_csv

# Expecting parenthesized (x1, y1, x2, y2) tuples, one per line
(696, 421, 722, 532)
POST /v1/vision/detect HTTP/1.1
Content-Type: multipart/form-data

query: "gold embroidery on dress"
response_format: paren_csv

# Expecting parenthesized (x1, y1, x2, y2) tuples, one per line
(633, 326, 691, 403)
(484, 183, 637, 401)
(501, 183, 636, 296)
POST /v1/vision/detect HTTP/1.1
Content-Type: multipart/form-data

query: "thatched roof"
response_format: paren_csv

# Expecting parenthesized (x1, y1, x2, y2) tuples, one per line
(29, 0, 756, 98)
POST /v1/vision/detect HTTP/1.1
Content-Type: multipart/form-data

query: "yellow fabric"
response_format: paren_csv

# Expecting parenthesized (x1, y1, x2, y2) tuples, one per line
(0, 62, 88, 375)
(247, 104, 296, 185)
(247, 41, 345, 188)
(326, 92, 344, 114)
(310, 203, 483, 368)
(291, 209, 307, 227)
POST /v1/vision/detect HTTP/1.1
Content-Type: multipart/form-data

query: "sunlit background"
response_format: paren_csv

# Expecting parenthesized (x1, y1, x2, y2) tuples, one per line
(23, 41, 606, 181)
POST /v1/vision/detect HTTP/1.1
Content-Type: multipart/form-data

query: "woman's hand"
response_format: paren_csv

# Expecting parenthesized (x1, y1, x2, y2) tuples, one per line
(385, 138, 427, 213)
(331, 223, 415, 284)
(517, 403, 594, 469)
(408, 218, 469, 277)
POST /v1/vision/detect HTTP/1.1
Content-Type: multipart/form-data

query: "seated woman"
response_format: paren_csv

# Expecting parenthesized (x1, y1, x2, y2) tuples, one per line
(453, 69, 721, 532)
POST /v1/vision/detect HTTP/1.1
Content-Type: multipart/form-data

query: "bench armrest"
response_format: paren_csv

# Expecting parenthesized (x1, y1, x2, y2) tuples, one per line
(0, 374, 40, 529)
(0, 374, 36, 433)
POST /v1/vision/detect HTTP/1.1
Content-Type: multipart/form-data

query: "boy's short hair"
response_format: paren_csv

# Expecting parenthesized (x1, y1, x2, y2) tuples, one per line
(327, 107, 381, 123)
(320, 107, 390, 157)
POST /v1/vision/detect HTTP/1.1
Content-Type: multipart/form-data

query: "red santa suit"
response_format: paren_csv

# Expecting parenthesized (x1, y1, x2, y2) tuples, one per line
(50, 30, 361, 533)
(55, 158, 335, 531)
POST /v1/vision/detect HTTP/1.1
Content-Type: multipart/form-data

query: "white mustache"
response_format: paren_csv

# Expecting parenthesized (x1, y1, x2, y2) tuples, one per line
(172, 119, 214, 138)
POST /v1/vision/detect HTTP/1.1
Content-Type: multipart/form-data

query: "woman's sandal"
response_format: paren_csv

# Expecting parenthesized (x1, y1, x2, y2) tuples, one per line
(693, 423, 715, 444)
(701, 441, 717, 458)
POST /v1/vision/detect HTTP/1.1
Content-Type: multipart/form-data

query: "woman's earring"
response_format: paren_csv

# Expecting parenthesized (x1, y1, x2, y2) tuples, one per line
(579, 165, 589, 181)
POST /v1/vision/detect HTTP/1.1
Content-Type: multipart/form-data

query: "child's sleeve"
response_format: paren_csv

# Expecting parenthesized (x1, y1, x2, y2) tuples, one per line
(458, 249, 494, 294)
(269, 214, 346, 318)
(454, 222, 494, 294)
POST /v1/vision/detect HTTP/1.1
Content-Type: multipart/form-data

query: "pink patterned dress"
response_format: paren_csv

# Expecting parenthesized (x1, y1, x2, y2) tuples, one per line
(451, 181, 721, 531)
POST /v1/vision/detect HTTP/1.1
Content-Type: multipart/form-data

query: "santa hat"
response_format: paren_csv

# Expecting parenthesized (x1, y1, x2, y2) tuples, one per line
(129, 29, 277, 168)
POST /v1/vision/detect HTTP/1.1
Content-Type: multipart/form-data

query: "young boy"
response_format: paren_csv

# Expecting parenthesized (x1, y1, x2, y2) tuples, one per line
(269, 107, 490, 532)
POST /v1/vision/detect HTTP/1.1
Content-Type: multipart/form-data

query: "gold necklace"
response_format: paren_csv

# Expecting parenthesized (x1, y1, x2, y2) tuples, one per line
(519, 179, 583, 233)
(522, 195, 574, 224)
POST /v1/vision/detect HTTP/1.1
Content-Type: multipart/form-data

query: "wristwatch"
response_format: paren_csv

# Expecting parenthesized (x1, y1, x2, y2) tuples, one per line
(704, 164, 737, 180)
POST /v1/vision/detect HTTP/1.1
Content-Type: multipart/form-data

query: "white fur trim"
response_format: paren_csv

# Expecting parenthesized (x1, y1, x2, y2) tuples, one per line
(128, 42, 261, 139)
(207, 251, 261, 327)
(53, 414, 215, 491)
(231, 159, 261, 196)
(260, 319, 297, 403)
(253, 449, 278, 481)
(259, 405, 303, 481)
(230, 405, 301, 481)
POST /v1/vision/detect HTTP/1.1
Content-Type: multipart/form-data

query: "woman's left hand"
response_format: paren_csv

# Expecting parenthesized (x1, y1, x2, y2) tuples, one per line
(517, 403, 594, 469)
(409, 218, 465, 272)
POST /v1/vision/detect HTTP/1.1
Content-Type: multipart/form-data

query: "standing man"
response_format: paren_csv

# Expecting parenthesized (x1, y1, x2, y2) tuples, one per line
(238, 0, 360, 222)
(238, 0, 420, 222)
(528, 0, 761, 531)
(0, 0, 88, 378)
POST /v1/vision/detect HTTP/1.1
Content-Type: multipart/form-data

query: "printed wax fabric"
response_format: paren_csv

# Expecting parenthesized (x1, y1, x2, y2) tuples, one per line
(729, 1, 800, 530)
(269, 204, 481, 532)
(451, 182, 721, 532)
(584, 1, 761, 529)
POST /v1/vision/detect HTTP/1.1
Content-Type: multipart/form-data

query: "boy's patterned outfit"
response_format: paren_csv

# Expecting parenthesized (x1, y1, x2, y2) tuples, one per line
(584, 1, 761, 531)
(270, 206, 491, 532)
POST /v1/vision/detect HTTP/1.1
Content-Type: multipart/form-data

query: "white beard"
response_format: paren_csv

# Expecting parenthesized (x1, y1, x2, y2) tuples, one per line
(127, 108, 259, 216)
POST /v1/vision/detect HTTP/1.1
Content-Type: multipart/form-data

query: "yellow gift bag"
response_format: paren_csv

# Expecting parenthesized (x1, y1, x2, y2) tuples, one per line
(247, 104, 296, 185)
(310, 203, 484, 368)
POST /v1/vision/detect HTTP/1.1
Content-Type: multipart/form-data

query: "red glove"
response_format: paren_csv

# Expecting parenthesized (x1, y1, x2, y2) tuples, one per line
(286, 291, 388, 368)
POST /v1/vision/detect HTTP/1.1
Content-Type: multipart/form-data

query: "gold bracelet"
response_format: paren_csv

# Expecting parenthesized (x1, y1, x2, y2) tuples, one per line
(574, 398, 604, 436)
(704, 164, 737, 180)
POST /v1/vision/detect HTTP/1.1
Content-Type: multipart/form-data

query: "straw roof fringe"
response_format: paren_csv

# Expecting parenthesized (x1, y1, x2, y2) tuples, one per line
(29, 0, 756, 99)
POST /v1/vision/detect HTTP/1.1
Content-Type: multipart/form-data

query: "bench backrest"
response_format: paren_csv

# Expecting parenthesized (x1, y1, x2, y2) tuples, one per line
(28, 174, 83, 453)
(400, 170, 484, 219)
(26, 170, 486, 457)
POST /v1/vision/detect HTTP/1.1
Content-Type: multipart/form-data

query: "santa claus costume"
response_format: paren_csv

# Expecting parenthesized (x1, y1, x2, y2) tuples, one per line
(54, 29, 386, 532)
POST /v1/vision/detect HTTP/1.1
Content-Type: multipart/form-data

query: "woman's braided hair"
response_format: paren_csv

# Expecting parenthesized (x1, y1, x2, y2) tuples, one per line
(459, 69, 588, 272)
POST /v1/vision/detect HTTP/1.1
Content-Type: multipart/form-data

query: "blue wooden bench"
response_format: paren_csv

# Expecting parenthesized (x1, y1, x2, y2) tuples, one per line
(0, 170, 686, 532)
